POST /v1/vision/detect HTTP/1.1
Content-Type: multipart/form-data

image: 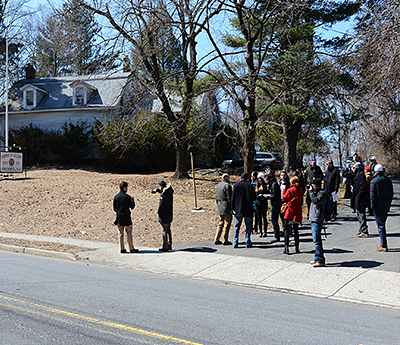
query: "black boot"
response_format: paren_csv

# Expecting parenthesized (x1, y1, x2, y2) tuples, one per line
(295, 246, 300, 253)
(283, 246, 289, 254)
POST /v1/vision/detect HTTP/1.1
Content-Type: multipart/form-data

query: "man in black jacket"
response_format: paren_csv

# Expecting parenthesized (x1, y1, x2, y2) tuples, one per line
(231, 172, 257, 248)
(153, 180, 174, 251)
(353, 162, 369, 237)
(324, 160, 340, 221)
(113, 181, 139, 253)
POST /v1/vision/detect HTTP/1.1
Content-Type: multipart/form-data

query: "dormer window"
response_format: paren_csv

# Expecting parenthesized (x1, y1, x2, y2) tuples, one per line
(26, 90, 34, 106)
(21, 84, 47, 110)
(70, 81, 95, 106)
(74, 86, 86, 105)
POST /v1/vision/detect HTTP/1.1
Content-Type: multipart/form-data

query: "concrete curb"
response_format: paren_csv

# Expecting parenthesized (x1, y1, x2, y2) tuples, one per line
(0, 243, 76, 261)
(1, 238, 399, 310)
(75, 247, 400, 310)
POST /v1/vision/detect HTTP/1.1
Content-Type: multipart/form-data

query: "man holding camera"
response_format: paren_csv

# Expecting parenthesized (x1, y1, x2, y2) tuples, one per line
(152, 180, 174, 252)
(307, 178, 328, 267)
(304, 158, 324, 219)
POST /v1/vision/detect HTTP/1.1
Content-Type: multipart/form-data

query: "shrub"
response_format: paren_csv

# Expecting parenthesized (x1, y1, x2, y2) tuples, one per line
(46, 119, 94, 162)
(93, 111, 174, 170)
(6, 124, 48, 166)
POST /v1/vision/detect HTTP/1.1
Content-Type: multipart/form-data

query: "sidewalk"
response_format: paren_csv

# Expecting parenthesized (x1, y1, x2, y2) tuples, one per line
(1, 182, 399, 309)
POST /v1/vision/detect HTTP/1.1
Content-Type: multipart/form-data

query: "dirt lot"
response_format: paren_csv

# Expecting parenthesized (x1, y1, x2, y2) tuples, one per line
(0, 167, 347, 253)
(0, 167, 241, 252)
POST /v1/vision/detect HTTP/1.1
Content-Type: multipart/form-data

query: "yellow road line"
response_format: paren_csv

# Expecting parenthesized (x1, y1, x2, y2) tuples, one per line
(0, 294, 203, 345)
(0, 301, 69, 323)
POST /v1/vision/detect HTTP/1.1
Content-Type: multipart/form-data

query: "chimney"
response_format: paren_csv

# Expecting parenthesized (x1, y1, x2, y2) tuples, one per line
(25, 64, 36, 79)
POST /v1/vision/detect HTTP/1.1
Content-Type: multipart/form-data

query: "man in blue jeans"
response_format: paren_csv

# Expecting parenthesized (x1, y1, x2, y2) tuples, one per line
(231, 172, 256, 248)
(308, 178, 328, 267)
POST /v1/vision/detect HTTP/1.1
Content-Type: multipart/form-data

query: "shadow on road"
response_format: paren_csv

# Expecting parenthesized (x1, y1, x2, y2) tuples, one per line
(324, 248, 353, 254)
(179, 247, 217, 253)
(328, 260, 383, 269)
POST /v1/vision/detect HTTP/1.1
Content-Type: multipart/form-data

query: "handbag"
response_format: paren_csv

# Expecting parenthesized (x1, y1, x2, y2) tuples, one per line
(280, 202, 288, 214)
(280, 189, 299, 214)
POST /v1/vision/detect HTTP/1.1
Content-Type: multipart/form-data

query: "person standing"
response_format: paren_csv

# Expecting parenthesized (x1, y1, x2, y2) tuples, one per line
(353, 162, 370, 237)
(153, 180, 174, 252)
(324, 160, 340, 221)
(255, 173, 268, 237)
(351, 153, 364, 169)
(304, 158, 324, 219)
(266, 172, 282, 242)
(231, 172, 257, 248)
(369, 156, 378, 174)
(365, 166, 374, 216)
(214, 173, 233, 245)
(250, 171, 258, 233)
(370, 164, 394, 251)
(342, 166, 355, 202)
(282, 176, 304, 254)
(308, 178, 328, 267)
(278, 171, 290, 228)
(113, 181, 139, 254)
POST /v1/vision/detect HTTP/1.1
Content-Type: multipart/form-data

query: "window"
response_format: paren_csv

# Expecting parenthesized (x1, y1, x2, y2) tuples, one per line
(74, 86, 85, 105)
(21, 84, 46, 109)
(70, 81, 95, 106)
(256, 153, 272, 159)
(23, 88, 37, 109)
(26, 90, 34, 106)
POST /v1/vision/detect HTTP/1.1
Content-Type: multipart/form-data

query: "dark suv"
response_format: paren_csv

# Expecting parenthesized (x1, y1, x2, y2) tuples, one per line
(221, 155, 244, 169)
(254, 152, 284, 171)
(222, 152, 283, 172)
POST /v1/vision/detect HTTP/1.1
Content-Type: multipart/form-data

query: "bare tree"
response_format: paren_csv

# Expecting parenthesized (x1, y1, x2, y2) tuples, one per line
(204, 0, 289, 173)
(0, 0, 31, 97)
(344, 0, 400, 172)
(79, 0, 224, 178)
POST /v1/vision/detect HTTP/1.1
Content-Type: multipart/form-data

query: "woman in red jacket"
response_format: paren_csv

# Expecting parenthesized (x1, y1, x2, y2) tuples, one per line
(282, 176, 304, 254)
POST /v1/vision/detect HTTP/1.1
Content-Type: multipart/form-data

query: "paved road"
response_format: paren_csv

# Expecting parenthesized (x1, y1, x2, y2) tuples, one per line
(0, 179, 399, 309)
(1, 251, 399, 345)
(174, 178, 400, 273)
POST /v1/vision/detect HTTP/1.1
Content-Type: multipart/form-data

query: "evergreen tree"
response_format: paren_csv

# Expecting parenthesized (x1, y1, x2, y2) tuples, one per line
(209, 0, 359, 172)
(34, 14, 69, 77)
(33, 0, 118, 77)
(61, 0, 117, 75)
(264, 0, 359, 170)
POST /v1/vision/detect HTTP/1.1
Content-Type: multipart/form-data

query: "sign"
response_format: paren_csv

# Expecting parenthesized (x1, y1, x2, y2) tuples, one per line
(1, 152, 23, 173)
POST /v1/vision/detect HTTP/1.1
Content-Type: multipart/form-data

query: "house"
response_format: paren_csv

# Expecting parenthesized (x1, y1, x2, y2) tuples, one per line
(0, 65, 221, 166)
(0, 65, 216, 134)
(0, 66, 142, 137)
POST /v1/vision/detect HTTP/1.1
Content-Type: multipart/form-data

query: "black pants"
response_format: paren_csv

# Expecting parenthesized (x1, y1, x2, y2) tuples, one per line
(160, 222, 172, 250)
(284, 219, 299, 248)
(252, 209, 258, 231)
(256, 209, 268, 235)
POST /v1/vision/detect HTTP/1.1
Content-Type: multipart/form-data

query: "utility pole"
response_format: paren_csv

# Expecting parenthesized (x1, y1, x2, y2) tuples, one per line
(5, 33, 9, 152)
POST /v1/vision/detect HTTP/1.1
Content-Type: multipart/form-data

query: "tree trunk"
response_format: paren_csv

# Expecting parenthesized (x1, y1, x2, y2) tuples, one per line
(242, 116, 257, 178)
(282, 119, 302, 172)
(173, 121, 189, 179)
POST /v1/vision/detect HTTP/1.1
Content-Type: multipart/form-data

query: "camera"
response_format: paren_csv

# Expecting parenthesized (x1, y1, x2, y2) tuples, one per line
(306, 184, 312, 191)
